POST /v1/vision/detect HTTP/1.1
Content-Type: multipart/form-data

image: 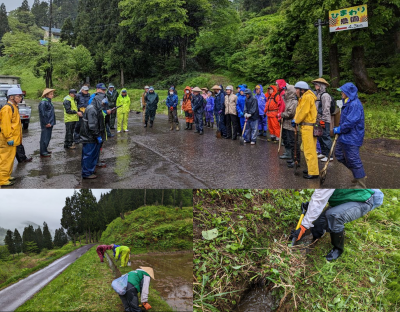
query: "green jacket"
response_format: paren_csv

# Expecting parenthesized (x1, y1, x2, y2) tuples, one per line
(329, 189, 374, 207)
(106, 90, 119, 107)
(145, 92, 159, 110)
(127, 269, 150, 293)
(63, 95, 79, 123)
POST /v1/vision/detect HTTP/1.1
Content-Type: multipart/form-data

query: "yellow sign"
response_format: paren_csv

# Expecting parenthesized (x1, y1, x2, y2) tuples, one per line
(329, 5, 368, 32)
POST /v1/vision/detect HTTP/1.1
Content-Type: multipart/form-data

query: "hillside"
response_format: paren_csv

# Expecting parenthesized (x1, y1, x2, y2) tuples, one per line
(101, 205, 193, 251)
(193, 189, 400, 312)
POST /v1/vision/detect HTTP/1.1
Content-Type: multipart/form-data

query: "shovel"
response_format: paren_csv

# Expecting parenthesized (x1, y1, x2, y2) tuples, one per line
(293, 125, 300, 175)
(216, 113, 222, 139)
(291, 202, 308, 246)
(277, 121, 283, 156)
(240, 119, 248, 146)
(320, 134, 339, 185)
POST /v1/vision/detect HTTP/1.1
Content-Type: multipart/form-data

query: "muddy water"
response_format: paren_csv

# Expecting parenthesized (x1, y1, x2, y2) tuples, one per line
(129, 252, 193, 312)
(235, 287, 279, 312)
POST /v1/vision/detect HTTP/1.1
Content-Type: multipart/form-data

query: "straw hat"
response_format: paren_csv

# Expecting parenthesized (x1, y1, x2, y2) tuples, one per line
(140, 266, 155, 280)
(211, 85, 222, 90)
(42, 88, 55, 98)
(201, 87, 208, 91)
(312, 78, 330, 86)
(192, 87, 202, 92)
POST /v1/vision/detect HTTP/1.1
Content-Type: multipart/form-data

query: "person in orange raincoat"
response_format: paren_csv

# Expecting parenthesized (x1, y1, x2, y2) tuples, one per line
(182, 86, 194, 130)
(264, 85, 281, 142)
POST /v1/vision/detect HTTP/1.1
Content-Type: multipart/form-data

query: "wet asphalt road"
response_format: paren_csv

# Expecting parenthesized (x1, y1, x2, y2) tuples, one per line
(0, 244, 94, 311)
(7, 100, 400, 189)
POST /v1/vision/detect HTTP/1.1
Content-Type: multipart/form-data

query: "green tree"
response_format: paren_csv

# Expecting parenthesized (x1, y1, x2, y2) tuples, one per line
(22, 225, 36, 253)
(4, 230, 15, 257)
(60, 16, 74, 45)
(61, 194, 80, 246)
(25, 241, 39, 254)
(18, 0, 30, 12)
(31, 0, 49, 27)
(34, 226, 44, 251)
(0, 246, 10, 260)
(13, 229, 23, 254)
(0, 3, 9, 39)
(42, 222, 53, 250)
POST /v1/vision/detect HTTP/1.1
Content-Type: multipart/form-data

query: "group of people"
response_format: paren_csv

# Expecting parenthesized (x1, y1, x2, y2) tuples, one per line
(96, 244, 154, 312)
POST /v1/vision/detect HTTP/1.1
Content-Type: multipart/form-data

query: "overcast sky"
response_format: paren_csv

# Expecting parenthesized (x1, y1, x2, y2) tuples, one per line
(3, 0, 35, 12)
(0, 189, 111, 232)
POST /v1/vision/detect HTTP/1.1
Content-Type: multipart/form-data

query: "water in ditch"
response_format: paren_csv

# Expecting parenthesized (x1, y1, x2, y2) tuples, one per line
(235, 286, 280, 312)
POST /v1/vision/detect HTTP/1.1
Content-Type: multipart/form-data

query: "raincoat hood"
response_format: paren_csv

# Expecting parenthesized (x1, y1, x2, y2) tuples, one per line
(253, 84, 264, 94)
(314, 82, 327, 94)
(340, 83, 358, 102)
(184, 86, 192, 94)
(267, 85, 278, 98)
(276, 79, 287, 92)
(240, 85, 246, 93)
(285, 85, 297, 101)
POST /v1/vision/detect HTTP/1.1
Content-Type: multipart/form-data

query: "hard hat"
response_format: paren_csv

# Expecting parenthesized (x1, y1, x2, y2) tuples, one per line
(294, 81, 310, 90)
(226, 85, 233, 91)
(7, 87, 23, 97)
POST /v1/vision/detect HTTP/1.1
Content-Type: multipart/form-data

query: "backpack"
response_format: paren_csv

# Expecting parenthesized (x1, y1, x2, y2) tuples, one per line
(0, 103, 15, 133)
(318, 92, 337, 115)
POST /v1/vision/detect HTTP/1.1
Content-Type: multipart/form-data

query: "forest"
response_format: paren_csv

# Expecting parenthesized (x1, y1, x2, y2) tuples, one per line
(0, 0, 399, 97)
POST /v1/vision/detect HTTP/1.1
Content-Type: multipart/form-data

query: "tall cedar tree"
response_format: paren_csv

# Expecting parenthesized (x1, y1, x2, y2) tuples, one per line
(42, 222, 53, 250)
(4, 230, 15, 256)
(13, 229, 23, 254)
(18, 0, 30, 11)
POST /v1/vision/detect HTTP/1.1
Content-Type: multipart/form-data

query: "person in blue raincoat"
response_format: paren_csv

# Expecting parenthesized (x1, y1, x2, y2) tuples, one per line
(212, 85, 226, 137)
(166, 87, 179, 131)
(254, 85, 267, 136)
(236, 85, 246, 134)
(112, 244, 121, 259)
(205, 90, 215, 128)
(334, 82, 366, 188)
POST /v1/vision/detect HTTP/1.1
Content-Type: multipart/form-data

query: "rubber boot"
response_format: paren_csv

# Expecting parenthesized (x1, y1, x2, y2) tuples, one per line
(351, 177, 367, 189)
(263, 131, 267, 137)
(258, 130, 263, 136)
(325, 231, 344, 261)
(150, 121, 153, 128)
(176, 124, 180, 131)
(170, 123, 174, 131)
(144, 122, 147, 128)
(185, 122, 189, 130)
(189, 123, 193, 130)
(279, 148, 292, 159)
(211, 122, 214, 129)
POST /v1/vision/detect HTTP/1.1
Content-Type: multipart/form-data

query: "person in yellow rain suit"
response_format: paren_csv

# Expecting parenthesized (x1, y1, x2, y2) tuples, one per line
(293, 81, 319, 179)
(0, 87, 23, 187)
(115, 245, 131, 267)
(116, 89, 131, 133)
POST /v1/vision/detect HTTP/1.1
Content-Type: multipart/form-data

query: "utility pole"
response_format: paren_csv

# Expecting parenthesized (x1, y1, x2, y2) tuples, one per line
(314, 19, 329, 77)
(46, 0, 53, 88)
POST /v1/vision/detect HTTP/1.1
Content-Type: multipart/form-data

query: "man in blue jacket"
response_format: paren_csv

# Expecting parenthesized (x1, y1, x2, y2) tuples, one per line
(254, 85, 267, 137)
(166, 87, 179, 131)
(38, 88, 56, 157)
(333, 83, 366, 188)
(74, 86, 91, 143)
(212, 85, 226, 137)
(236, 85, 246, 134)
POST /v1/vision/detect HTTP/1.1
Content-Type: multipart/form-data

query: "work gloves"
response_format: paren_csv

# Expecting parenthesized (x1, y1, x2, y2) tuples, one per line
(97, 137, 103, 144)
(169, 107, 174, 111)
(7, 140, 14, 146)
(245, 113, 251, 119)
(143, 302, 152, 310)
(289, 225, 307, 242)
(291, 120, 296, 128)
(334, 126, 341, 134)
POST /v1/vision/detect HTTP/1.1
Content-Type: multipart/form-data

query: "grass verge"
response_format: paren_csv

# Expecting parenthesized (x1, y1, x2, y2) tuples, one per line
(193, 189, 400, 312)
(0, 242, 86, 291)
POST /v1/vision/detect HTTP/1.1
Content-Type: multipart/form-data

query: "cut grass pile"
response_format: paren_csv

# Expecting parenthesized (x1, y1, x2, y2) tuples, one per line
(193, 189, 400, 312)
(0, 242, 85, 291)
(101, 206, 193, 252)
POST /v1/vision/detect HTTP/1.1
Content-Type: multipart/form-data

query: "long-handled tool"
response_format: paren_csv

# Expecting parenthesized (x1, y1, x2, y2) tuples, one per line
(320, 134, 339, 185)
(277, 120, 283, 156)
(216, 113, 222, 138)
(293, 125, 299, 175)
(291, 203, 308, 246)
(240, 119, 248, 146)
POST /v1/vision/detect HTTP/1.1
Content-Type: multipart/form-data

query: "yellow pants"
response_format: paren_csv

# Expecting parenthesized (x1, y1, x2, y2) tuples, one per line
(117, 111, 128, 131)
(0, 145, 16, 185)
(120, 250, 130, 267)
(301, 126, 319, 175)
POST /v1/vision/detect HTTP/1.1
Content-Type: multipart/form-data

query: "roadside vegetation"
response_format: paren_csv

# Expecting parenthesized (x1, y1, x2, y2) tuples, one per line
(101, 205, 193, 253)
(193, 189, 400, 312)
(0, 242, 85, 290)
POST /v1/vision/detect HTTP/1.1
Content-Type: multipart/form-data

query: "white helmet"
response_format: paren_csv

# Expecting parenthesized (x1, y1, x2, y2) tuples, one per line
(294, 81, 310, 90)
(7, 88, 23, 97)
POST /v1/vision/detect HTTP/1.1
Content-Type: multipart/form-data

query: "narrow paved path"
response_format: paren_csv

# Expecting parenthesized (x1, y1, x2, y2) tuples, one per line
(0, 244, 95, 312)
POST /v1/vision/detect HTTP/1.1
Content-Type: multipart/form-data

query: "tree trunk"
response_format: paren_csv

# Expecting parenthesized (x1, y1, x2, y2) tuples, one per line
(121, 68, 125, 88)
(179, 37, 188, 72)
(144, 189, 146, 206)
(180, 201, 182, 210)
(120, 212, 125, 220)
(72, 234, 76, 246)
(351, 45, 377, 94)
(85, 230, 88, 244)
(161, 190, 164, 206)
(395, 29, 400, 54)
(79, 235, 81, 245)
(329, 42, 340, 88)
(174, 189, 176, 207)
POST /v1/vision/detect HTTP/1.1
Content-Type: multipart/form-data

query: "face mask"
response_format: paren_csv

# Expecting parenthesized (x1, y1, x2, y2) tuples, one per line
(186, 90, 189, 94)
(170, 92, 174, 95)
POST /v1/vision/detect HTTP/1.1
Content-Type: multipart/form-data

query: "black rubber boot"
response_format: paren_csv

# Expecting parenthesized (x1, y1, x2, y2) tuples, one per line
(185, 122, 189, 130)
(326, 231, 344, 261)
(150, 121, 153, 128)
(189, 123, 193, 130)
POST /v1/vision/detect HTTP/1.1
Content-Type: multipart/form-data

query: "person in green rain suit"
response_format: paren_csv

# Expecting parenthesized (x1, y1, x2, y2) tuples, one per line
(115, 245, 131, 267)
(116, 89, 131, 133)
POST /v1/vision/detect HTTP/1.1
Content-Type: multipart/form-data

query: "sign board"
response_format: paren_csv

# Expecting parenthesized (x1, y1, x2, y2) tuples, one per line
(329, 5, 368, 32)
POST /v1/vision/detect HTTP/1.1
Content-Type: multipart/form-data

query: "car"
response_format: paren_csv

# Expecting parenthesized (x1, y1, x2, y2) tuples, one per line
(0, 84, 31, 130)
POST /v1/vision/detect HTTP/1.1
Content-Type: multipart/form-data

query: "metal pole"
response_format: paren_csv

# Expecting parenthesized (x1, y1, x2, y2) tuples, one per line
(47, 0, 53, 88)
(318, 19, 323, 77)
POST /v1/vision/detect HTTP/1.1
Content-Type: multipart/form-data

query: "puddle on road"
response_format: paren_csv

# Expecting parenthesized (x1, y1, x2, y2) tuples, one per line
(235, 287, 280, 312)
(129, 252, 193, 312)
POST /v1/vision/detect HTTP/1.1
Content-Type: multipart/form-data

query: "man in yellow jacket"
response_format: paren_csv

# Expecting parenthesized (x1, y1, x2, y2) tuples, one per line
(0, 88, 23, 187)
(115, 245, 131, 267)
(293, 81, 319, 179)
(116, 89, 131, 133)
